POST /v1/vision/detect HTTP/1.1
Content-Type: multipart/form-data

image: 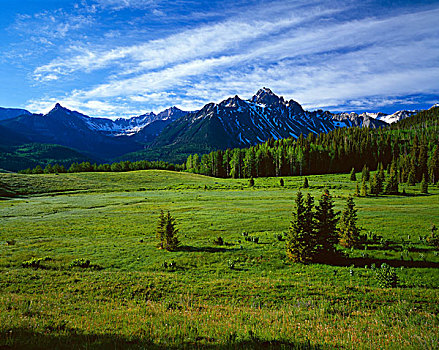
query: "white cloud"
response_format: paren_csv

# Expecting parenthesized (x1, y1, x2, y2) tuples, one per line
(26, 2, 439, 117)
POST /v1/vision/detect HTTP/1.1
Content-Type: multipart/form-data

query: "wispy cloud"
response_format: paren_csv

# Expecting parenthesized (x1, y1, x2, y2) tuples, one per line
(24, 1, 439, 116)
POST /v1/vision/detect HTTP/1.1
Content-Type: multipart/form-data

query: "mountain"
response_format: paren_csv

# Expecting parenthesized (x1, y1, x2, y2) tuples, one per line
(149, 88, 387, 154)
(0, 104, 188, 160)
(85, 106, 187, 136)
(0, 104, 140, 159)
(0, 107, 31, 121)
(0, 88, 431, 169)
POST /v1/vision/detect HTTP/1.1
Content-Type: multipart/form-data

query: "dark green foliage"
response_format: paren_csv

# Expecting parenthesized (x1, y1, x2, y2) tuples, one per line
(427, 225, 439, 250)
(213, 236, 224, 245)
(20, 159, 182, 175)
(339, 196, 361, 248)
(183, 107, 438, 180)
(249, 177, 255, 187)
(375, 263, 398, 288)
(286, 189, 342, 263)
(354, 182, 359, 197)
(385, 161, 399, 195)
(350, 168, 356, 181)
(303, 177, 309, 188)
(22, 257, 44, 269)
(360, 179, 368, 197)
(69, 258, 91, 268)
(286, 191, 313, 263)
(162, 211, 180, 251)
(314, 189, 339, 261)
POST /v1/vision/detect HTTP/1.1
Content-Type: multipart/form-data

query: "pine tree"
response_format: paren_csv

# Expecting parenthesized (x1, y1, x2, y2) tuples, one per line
(286, 191, 313, 263)
(350, 168, 356, 181)
(163, 211, 180, 251)
(314, 189, 339, 261)
(421, 174, 428, 194)
(303, 177, 309, 188)
(407, 157, 417, 185)
(339, 196, 361, 248)
(370, 173, 382, 196)
(360, 179, 368, 197)
(354, 182, 360, 197)
(249, 177, 255, 187)
(377, 163, 385, 185)
(385, 161, 399, 195)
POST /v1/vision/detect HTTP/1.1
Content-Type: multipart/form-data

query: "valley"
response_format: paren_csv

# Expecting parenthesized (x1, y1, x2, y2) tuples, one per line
(1, 170, 438, 348)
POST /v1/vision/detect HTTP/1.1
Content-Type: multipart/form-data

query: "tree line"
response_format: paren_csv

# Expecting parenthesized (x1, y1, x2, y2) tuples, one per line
(185, 108, 439, 184)
(19, 159, 183, 174)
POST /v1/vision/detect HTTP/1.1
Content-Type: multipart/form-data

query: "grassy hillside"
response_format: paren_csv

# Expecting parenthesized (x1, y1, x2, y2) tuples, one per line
(1, 170, 438, 349)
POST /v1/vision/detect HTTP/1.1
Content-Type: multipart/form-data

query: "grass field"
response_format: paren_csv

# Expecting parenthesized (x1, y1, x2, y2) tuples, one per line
(1, 170, 438, 349)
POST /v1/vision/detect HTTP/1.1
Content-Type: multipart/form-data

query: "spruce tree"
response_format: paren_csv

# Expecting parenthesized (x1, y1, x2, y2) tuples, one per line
(303, 177, 309, 188)
(339, 196, 361, 248)
(354, 182, 360, 197)
(370, 173, 382, 196)
(385, 161, 399, 195)
(163, 211, 180, 251)
(407, 158, 417, 185)
(286, 191, 313, 263)
(350, 168, 356, 181)
(360, 179, 368, 197)
(421, 174, 428, 194)
(249, 177, 255, 187)
(314, 189, 339, 261)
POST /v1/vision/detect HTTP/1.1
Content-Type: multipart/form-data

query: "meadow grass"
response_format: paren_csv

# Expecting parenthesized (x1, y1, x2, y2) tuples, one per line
(1, 170, 438, 349)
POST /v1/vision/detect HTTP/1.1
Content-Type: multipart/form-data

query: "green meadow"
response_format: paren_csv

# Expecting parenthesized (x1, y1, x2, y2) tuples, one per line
(1, 170, 438, 349)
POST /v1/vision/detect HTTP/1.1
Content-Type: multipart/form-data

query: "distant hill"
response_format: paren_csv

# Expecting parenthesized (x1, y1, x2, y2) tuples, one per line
(0, 143, 93, 172)
(0, 107, 31, 121)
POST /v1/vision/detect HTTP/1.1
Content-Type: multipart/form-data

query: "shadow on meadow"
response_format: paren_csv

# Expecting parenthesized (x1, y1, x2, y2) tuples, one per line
(0, 327, 327, 350)
(326, 256, 439, 269)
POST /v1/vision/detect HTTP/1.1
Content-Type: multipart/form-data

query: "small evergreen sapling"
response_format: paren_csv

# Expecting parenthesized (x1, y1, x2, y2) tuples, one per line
(156, 211, 180, 251)
(350, 168, 356, 181)
(303, 177, 309, 188)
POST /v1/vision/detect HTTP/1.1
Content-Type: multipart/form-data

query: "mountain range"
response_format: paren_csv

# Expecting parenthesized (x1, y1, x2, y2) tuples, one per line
(0, 88, 425, 170)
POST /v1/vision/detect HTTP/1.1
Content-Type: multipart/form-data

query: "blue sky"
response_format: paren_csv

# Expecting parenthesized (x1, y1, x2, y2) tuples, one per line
(1, 0, 438, 118)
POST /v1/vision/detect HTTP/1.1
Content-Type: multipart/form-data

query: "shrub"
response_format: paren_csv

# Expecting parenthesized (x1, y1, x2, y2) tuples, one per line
(375, 263, 398, 288)
(69, 258, 91, 268)
(427, 224, 439, 250)
(213, 236, 224, 245)
(22, 257, 43, 269)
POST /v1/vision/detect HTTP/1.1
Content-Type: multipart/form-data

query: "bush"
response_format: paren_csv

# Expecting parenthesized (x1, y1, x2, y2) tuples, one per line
(69, 258, 91, 268)
(213, 236, 224, 245)
(22, 257, 43, 269)
(375, 263, 398, 288)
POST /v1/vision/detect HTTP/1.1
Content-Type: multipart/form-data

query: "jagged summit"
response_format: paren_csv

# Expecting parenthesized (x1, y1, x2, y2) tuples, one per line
(251, 87, 284, 106)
